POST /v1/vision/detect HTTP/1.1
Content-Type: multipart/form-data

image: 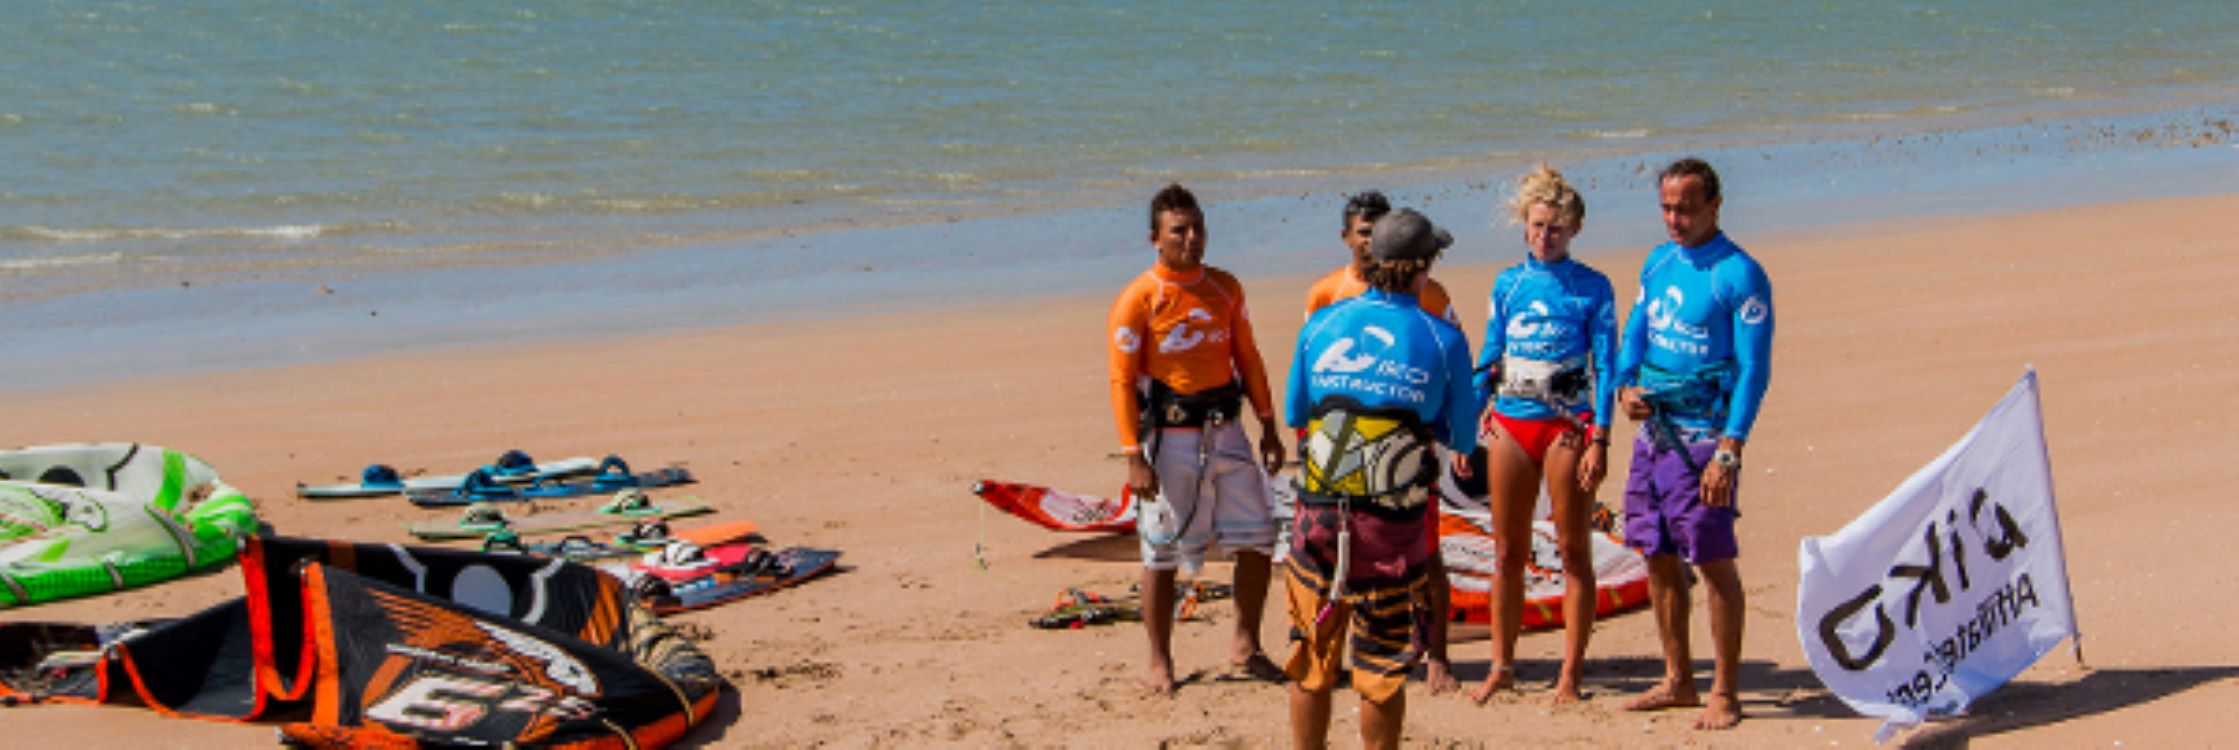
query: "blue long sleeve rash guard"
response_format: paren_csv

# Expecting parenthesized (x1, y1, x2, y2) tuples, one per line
(1613, 232, 1775, 440)
(1472, 254, 1619, 428)
(1288, 288, 1479, 455)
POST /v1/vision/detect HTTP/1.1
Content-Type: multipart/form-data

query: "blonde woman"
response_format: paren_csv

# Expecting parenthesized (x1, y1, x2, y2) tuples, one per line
(1466, 166, 1617, 705)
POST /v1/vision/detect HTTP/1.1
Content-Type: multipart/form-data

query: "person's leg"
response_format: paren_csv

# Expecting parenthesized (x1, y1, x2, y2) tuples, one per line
(1207, 422, 1279, 671)
(1141, 565, 1179, 694)
(1138, 429, 1206, 694)
(1695, 558, 1745, 729)
(1469, 421, 1540, 703)
(1360, 689, 1406, 750)
(1290, 681, 1333, 750)
(1351, 577, 1425, 749)
(1542, 432, 1595, 705)
(1619, 553, 1700, 710)
(1422, 551, 1459, 694)
(1231, 549, 1276, 669)
(1283, 561, 1346, 748)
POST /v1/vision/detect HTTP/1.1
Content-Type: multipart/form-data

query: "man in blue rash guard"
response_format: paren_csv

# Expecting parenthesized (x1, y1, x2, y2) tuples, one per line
(1612, 158, 1773, 731)
(1283, 209, 1477, 750)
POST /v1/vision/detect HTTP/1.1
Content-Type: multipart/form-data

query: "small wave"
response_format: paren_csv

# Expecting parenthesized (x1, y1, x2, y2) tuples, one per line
(0, 252, 126, 273)
(1226, 167, 1337, 179)
(2026, 86, 2077, 98)
(4, 224, 329, 243)
(1586, 128, 1652, 140)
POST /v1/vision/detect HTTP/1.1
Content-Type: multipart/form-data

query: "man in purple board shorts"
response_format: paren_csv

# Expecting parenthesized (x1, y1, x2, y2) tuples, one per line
(1612, 158, 1774, 731)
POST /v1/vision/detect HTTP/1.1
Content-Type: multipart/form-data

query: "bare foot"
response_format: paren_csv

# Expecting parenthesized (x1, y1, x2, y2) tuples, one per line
(1424, 658, 1461, 696)
(1549, 681, 1588, 707)
(1619, 683, 1700, 712)
(1143, 661, 1176, 696)
(1228, 651, 1286, 683)
(1466, 667, 1516, 705)
(1694, 693, 1742, 730)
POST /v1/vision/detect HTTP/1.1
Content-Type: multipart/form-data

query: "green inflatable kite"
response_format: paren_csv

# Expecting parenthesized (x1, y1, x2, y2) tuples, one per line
(0, 443, 258, 607)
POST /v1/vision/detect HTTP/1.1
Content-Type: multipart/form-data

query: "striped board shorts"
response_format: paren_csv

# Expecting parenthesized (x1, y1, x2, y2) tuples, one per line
(1281, 522, 1432, 703)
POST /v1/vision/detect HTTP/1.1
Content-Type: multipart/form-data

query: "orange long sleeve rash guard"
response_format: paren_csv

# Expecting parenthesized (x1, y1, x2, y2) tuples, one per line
(1107, 261, 1275, 454)
(1301, 264, 1459, 325)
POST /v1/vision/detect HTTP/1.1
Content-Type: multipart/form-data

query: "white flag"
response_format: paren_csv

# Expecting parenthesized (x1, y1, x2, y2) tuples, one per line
(1796, 370, 2079, 737)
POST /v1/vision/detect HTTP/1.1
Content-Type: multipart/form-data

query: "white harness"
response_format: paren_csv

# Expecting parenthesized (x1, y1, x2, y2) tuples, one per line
(1497, 354, 1590, 409)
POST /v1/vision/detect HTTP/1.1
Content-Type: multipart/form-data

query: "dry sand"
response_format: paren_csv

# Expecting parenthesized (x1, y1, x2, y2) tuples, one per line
(7, 194, 2239, 748)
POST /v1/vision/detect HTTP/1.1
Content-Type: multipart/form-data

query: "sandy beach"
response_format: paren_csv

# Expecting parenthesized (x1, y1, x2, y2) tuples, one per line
(7, 191, 2239, 748)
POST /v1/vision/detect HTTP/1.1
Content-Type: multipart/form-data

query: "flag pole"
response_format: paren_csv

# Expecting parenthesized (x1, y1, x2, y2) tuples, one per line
(2027, 367, 2086, 670)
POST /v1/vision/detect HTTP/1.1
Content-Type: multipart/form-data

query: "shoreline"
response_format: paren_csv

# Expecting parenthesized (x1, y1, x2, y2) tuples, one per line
(6, 104, 2239, 392)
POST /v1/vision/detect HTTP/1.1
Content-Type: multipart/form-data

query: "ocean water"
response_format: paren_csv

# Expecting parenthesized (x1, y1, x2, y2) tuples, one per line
(4, 1, 2239, 386)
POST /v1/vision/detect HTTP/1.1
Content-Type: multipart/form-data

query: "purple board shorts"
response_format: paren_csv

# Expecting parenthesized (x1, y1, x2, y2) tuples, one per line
(1622, 435, 1738, 563)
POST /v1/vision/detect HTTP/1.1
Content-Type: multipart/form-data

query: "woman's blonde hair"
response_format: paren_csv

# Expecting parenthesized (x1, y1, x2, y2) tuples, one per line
(1506, 165, 1585, 227)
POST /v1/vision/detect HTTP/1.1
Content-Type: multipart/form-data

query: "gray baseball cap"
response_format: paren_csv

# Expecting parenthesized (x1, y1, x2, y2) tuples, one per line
(1369, 208, 1452, 262)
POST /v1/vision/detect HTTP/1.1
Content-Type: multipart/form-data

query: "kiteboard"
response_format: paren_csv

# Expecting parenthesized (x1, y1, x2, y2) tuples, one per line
(407, 493, 712, 541)
(480, 516, 759, 561)
(972, 480, 1136, 533)
(298, 450, 600, 499)
(484, 533, 636, 562)
(406, 456, 695, 507)
(615, 546, 842, 615)
(1435, 472, 1650, 628)
(0, 443, 258, 607)
(614, 518, 761, 550)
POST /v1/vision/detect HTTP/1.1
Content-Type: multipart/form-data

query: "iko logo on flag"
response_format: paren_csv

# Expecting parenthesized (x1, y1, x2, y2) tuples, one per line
(1795, 371, 2077, 737)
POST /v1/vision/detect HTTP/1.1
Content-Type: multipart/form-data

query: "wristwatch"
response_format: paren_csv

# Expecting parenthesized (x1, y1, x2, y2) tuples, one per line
(1712, 449, 1741, 471)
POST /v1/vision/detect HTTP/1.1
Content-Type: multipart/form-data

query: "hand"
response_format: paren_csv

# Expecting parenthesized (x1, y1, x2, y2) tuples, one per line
(1619, 386, 1650, 422)
(1127, 454, 1160, 501)
(1450, 448, 1474, 481)
(1257, 420, 1286, 474)
(1577, 440, 1607, 494)
(1697, 438, 1741, 508)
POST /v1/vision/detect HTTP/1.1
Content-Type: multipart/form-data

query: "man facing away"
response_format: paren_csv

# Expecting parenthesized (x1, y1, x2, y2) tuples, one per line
(1107, 183, 1288, 694)
(1284, 209, 1477, 749)
(1300, 189, 1463, 695)
(1613, 158, 1774, 730)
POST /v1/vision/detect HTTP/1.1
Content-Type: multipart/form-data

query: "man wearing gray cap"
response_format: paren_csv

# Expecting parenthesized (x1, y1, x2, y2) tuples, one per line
(1282, 208, 1478, 749)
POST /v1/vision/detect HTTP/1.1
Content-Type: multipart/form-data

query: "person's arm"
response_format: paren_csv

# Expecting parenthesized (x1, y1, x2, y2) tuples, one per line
(1441, 323, 1481, 458)
(1472, 274, 1509, 404)
(1614, 269, 1653, 422)
(1720, 261, 1775, 441)
(1108, 284, 1159, 498)
(1702, 259, 1773, 507)
(1579, 277, 1619, 493)
(1423, 277, 1461, 327)
(1303, 277, 1329, 323)
(1589, 278, 1620, 432)
(1287, 312, 1320, 432)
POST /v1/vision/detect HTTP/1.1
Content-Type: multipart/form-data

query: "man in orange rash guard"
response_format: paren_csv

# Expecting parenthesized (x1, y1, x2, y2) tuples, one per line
(1303, 190, 1460, 326)
(1109, 183, 1287, 694)
(1300, 189, 1464, 697)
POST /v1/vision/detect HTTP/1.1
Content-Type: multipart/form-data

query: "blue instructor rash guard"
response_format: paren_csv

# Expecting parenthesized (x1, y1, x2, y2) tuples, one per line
(1288, 288, 1479, 455)
(1613, 232, 1775, 441)
(1472, 254, 1619, 428)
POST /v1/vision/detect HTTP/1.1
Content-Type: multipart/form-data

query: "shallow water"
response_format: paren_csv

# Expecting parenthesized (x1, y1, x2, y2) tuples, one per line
(3, 1, 2238, 387)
